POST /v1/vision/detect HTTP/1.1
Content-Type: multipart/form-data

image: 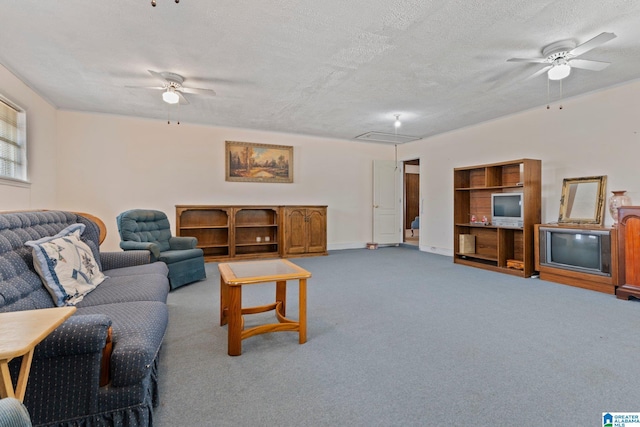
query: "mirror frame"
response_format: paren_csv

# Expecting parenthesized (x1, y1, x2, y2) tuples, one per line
(558, 175, 607, 225)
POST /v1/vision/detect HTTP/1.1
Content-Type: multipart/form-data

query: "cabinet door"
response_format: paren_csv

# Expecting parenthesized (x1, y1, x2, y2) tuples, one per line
(284, 207, 308, 255)
(306, 208, 327, 254)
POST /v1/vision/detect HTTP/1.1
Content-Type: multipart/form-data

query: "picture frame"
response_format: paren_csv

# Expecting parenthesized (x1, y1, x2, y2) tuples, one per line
(225, 141, 293, 183)
(558, 175, 607, 225)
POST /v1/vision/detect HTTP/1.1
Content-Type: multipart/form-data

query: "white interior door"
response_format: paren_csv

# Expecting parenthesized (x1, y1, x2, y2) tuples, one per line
(373, 160, 401, 245)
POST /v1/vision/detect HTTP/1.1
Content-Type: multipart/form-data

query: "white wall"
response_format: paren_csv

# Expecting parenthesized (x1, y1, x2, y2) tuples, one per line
(0, 64, 58, 209)
(399, 79, 640, 255)
(55, 111, 393, 251)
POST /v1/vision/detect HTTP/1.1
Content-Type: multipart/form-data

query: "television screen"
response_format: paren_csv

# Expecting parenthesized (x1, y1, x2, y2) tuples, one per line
(550, 232, 600, 270)
(493, 194, 522, 217)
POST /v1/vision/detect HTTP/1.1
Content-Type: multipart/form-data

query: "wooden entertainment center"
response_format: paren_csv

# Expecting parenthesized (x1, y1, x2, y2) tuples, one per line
(175, 205, 327, 261)
(453, 159, 541, 277)
(534, 224, 618, 294)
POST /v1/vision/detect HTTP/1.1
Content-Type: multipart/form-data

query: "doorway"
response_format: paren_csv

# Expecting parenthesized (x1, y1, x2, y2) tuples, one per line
(404, 159, 420, 245)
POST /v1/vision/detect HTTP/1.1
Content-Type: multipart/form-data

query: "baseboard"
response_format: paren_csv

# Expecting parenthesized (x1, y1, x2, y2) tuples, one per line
(328, 242, 454, 258)
(420, 245, 453, 257)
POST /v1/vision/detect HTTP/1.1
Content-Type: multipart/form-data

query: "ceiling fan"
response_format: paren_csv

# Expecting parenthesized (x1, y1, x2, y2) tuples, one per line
(127, 70, 216, 104)
(507, 32, 617, 81)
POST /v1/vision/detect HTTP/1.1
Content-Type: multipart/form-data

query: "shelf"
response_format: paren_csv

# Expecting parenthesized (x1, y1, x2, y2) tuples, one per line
(455, 253, 497, 262)
(180, 225, 229, 230)
(455, 185, 525, 191)
(236, 242, 278, 247)
(235, 224, 278, 228)
(456, 223, 523, 230)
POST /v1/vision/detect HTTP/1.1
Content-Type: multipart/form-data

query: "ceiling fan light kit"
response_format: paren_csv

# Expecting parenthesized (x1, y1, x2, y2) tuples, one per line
(548, 60, 571, 80)
(162, 88, 179, 104)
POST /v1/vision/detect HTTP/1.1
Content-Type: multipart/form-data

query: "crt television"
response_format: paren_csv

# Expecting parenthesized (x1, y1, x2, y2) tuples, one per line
(538, 226, 611, 276)
(491, 193, 523, 227)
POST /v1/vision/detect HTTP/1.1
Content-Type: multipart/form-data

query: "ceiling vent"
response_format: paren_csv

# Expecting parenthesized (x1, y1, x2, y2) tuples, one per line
(354, 131, 421, 144)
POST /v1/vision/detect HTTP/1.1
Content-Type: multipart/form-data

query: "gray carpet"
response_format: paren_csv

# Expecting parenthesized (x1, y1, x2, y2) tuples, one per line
(154, 247, 640, 426)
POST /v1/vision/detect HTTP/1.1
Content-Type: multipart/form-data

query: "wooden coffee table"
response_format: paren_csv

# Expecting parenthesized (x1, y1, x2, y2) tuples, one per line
(219, 259, 311, 356)
(0, 306, 76, 401)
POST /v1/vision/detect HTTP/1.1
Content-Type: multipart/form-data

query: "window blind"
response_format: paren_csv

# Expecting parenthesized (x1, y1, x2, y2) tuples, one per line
(0, 98, 26, 181)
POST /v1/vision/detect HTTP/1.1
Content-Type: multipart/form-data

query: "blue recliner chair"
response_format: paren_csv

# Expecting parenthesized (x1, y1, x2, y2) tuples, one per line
(410, 216, 419, 236)
(117, 209, 206, 290)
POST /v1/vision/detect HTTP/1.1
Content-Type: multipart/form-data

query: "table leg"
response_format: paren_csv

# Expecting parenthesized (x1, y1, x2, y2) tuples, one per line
(220, 276, 229, 326)
(0, 360, 15, 399)
(15, 350, 34, 401)
(276, 280, 287, 316)
(299, 278, 307, 344)
(228, 285, 243, 356)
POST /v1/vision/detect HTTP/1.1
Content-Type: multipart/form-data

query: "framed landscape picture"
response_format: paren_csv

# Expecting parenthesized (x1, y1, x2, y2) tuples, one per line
(225, 141, 293, 183)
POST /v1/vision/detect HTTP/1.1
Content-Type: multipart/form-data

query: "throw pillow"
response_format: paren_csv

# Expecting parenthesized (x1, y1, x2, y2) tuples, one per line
(26, 224, 106, 306)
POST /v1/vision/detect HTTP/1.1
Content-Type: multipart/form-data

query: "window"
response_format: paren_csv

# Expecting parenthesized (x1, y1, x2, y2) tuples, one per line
(0, 96, 27, 182)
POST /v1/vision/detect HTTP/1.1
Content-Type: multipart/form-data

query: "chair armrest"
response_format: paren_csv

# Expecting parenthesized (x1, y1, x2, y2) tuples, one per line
(99, 250, 151, 270)
(169, 236, 197, 250)
(34, 314, 111, 359)
(119, 241, 161, 260)
(0, 397, 32, 426)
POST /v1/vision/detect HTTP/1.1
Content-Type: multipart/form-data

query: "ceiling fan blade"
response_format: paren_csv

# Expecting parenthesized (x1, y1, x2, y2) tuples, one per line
(569, 32, 616, 57)
(524, 65, 552, 80)
(568, 59, 611, 71)
(148, 69, 169, 84)
(507, 57, 547, 64)
(179, 87, 217, 96)
(125, 85, 165, 90)
(176, 91, 190, 105)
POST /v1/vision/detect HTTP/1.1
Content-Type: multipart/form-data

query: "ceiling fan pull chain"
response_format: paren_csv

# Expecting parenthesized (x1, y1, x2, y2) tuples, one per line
(546, 76, 550, 109)
(559, 79, 563, 110)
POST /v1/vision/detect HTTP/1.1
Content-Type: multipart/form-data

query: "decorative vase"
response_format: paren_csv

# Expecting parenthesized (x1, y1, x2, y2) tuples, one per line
(609, 190, 632, 225)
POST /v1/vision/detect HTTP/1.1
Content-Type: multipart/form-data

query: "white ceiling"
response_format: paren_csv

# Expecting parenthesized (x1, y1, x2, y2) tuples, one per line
(2, 1, 640, 143)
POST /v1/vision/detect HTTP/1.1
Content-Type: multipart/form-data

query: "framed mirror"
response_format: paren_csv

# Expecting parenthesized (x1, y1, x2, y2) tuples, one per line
(558, 175, 607, 225)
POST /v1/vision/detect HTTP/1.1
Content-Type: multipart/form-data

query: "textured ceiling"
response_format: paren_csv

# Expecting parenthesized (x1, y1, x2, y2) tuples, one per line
(2, 1, 640, 143)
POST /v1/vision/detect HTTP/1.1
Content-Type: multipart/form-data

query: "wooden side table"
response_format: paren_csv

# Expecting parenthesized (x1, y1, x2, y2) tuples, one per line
(0, 307, 76, 401)
(219, 259, 311, 356)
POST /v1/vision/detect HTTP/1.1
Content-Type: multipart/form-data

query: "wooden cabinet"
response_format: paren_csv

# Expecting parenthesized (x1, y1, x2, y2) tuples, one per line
(176, 205, 327, 261)
(453, 159, 541, 277)
(282, 206, 328, 257)
(616, 206, 640, 300)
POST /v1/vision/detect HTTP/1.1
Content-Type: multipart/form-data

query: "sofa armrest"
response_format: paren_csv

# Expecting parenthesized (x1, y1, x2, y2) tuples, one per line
(34, 314, 111, 359)
(169, 236, 197, 250)
(119, 241, 160, 260)
(100, 250, 151, 270)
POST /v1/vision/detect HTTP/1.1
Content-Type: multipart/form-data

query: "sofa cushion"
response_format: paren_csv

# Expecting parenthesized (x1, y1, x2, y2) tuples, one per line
(76, 270, 169, 307)
(25, 224, 106, 306)
(102, 261, 168, 278)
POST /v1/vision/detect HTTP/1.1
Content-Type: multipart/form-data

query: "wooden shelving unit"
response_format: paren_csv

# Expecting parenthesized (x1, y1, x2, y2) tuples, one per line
(453, 159, 541, 277)
(175, 206, 231, 259)
(233, 207, 280, 258)
(176, 205, 327, 261)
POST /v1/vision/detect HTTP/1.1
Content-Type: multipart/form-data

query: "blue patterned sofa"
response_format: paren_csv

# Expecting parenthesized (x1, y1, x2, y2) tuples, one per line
(0, 211, 170, 427)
